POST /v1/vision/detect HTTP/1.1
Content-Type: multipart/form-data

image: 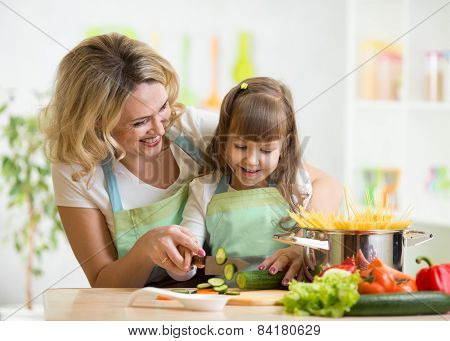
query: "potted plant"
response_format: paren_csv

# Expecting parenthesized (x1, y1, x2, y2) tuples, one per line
(0, 97, 63, 309)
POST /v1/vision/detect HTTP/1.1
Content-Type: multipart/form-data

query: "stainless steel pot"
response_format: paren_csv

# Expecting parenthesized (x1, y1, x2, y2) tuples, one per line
(273, 228, 433, 272)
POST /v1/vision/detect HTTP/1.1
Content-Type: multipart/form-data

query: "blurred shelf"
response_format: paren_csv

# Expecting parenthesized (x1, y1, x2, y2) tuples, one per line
(354, 100, 450, 111)
(408, 101, 450, 111)
(354, 100, 404, 111)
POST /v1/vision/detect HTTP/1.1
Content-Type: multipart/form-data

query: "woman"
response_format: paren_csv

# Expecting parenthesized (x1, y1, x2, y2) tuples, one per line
(40, 33, 341, 288)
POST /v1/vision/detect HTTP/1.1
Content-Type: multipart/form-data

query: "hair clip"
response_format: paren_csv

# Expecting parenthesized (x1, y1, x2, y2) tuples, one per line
(240, 82, 248, 90)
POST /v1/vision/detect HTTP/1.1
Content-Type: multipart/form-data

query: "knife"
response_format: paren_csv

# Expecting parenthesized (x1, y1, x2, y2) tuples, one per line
(192, 256, 266, 275)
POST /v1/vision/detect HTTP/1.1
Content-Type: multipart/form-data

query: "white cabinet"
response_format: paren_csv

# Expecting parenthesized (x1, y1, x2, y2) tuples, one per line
(345, 0, 450, 228)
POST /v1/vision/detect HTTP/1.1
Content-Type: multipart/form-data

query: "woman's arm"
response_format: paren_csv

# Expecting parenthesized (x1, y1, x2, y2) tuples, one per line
(304, 162, 343, 213)
(58, 206, 203, 287)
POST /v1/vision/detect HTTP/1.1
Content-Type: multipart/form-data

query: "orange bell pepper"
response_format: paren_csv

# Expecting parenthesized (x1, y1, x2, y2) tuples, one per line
(359, 258, 417, 294)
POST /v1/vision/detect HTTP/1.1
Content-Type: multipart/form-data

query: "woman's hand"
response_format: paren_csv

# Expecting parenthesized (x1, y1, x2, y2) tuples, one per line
(139, 225, 205, 275)
(258, 246, 316, 286)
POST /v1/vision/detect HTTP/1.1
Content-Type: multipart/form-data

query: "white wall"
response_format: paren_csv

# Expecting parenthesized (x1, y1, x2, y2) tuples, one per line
(0, 0, 347, 305)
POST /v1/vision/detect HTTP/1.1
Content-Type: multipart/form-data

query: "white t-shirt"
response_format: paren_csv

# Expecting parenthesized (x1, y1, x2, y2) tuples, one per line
(52, 107, 219, 237)
(181, 170, 313, 247)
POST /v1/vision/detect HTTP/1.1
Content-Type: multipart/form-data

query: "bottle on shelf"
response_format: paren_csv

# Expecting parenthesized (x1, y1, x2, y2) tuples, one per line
(359, 40, 403, 101)
(424, 50, 444, 102)
(443, 51, 450, 103)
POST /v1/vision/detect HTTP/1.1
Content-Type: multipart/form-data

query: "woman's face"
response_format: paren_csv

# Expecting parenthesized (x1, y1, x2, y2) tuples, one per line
(112, 82, 171, 161)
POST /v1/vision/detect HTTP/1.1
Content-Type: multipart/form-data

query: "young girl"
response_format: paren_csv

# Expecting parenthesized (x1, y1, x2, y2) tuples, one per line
(173, 77, 317, 285)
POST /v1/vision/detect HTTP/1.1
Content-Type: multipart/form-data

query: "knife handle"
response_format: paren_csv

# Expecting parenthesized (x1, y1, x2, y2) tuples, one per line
(192, 255, 205, 266)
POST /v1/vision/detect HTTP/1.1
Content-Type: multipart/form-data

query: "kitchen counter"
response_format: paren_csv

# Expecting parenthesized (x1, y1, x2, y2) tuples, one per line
(43, 288, 449, 321)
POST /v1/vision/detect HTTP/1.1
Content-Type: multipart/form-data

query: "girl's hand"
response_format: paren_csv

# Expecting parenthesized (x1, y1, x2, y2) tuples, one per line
(139, 225, 205, 275)
(258, 246, 316, 286)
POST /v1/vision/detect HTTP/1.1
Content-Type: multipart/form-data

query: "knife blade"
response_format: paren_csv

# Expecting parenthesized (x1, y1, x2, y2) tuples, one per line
(193, 256, 266, 275)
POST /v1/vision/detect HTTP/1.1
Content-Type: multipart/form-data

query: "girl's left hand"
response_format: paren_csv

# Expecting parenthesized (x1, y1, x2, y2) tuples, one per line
(258, 246, 314, 286)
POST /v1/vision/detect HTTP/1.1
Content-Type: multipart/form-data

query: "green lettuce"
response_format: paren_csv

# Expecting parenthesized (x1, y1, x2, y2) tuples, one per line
(280, 269, 361, 318)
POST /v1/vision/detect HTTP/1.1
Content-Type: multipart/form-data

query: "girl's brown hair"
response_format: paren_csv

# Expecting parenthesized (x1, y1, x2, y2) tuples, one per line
(40, 33, 184, 182)
(205, 76, 305, 211)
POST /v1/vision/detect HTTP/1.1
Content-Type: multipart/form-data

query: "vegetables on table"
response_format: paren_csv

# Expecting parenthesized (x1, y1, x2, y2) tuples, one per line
(208, 278, 225, 287)
(415, 256, 450, 295)
(224, 290, 240, 295)
(213, 284, 228, 294)
(359, 258, 417, 294)
(236, 270, 285, 290)
(280, 269, 361, 318)
(196, 282, 212, 289)
(196, 288, 219, 295)
(196, 277, 240, 295)
(346, 291, 450, 316)
(319, 257, 357, 276)
(171, 288, 191, 294)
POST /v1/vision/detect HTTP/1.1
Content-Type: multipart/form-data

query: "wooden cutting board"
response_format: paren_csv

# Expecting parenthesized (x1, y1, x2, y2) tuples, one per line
(227, 290, 287, 306)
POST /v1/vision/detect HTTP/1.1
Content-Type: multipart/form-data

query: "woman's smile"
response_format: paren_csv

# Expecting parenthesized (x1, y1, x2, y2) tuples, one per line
(139, 135, 162, 148)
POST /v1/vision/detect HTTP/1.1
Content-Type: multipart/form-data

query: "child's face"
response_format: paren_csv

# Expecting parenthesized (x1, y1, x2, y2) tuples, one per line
(225, 135, 283, 189)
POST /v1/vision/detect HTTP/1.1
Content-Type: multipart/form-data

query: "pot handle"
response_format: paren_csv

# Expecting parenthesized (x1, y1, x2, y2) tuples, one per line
(273, 232, 330, 251)
(404, 230, 433, 247)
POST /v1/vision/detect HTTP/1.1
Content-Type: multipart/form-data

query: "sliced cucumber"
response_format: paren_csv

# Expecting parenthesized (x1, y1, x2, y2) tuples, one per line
(215, 247, 228, 265)
(236, 270, 285, 290)
(224, 263, 237, 281)
(196, 282, 212, 289)
(171, 288, 190, 294)
(213, 284, 228, 294)
(208, 277, 225, 287)
(225, 291, 241, 296)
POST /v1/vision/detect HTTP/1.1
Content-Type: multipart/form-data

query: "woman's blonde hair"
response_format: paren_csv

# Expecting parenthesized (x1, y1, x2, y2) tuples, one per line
(204, 76, 305, 211)
(40, 33, 183, 181)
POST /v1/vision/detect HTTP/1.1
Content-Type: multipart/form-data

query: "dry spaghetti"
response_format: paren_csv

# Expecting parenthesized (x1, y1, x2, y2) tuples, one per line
(288, 189, 413, 231)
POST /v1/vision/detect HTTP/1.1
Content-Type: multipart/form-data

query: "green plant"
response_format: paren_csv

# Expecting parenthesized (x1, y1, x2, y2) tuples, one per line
(0, 97, 63, 309)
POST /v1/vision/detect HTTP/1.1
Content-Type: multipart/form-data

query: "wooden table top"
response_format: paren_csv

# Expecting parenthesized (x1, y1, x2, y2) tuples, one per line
(43, 288, 449, 321)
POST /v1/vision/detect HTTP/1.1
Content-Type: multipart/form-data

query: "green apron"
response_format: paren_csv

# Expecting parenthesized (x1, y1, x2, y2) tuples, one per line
(205, 174, 290, 270)
(102, 132, 207, 284)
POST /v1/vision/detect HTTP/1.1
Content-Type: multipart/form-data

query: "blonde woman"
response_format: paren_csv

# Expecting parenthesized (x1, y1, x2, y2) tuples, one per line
(41, 33, 341, 288)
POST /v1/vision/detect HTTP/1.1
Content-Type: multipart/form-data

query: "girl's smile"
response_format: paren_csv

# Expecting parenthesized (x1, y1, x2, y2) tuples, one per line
(226, 136, 283, 190)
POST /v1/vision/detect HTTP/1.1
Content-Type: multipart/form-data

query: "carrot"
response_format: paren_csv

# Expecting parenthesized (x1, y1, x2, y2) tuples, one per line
(196, 289, 218, 294)
(156, 295, 174, 300)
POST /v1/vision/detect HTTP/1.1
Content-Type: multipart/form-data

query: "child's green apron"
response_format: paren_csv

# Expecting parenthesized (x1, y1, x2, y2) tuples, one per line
(205, 174, 290, 270)
(102, 132, 207, 284)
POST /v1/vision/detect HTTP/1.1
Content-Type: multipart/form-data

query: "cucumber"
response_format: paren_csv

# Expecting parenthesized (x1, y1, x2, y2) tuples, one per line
(171, 288, 190, 294)
(213, 284, 228, 293)
(215, 247, 228, 265)
(208, 277, 225, 287)
(196, 282, 212, 289)
(346, 291, 450, 316)
(224, 263, 237, 281)
(225, 291, 241, 295)
(236, 270, 285, 290)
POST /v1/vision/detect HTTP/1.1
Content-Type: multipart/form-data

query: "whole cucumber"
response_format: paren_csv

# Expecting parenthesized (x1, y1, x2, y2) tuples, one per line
(236, 270, 285, 290)
(346, 291, 450, 316)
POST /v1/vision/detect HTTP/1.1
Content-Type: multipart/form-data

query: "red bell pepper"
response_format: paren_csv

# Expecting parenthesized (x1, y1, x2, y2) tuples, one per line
(359, 258, 417, 294)
(415, 256, 450, 295)
(319, 257, 357, 276)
